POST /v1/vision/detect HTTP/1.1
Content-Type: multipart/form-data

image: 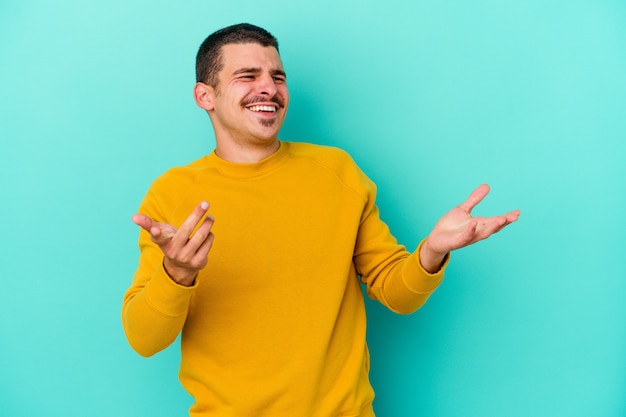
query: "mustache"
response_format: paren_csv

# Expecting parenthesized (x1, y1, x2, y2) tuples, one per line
(241, 95, 285, 109)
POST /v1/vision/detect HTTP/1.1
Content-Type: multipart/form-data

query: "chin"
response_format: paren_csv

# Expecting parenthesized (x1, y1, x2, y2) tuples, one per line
(254, 134, 280, 144)
(254, 127, 282, 141)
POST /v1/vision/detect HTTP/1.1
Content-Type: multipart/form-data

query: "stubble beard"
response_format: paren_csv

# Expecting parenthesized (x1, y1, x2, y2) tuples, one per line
(258, 118, 277, 128)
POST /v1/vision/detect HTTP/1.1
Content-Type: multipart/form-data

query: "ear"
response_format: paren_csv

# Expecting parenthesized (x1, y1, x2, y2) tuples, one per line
(194, 82, 216, 111)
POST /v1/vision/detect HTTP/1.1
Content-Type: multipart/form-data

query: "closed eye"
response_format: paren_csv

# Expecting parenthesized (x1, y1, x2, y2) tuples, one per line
(271, 71, 287, 83)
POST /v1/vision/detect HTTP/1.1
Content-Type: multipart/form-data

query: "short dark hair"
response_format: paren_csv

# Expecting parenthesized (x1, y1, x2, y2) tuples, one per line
(195, 23, 279, 86)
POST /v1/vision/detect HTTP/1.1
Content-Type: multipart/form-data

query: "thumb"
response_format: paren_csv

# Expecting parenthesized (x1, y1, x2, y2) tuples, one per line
(132, 214, 168, 240)
(458, 184, 490, 214)
(132, 213, 154, 232)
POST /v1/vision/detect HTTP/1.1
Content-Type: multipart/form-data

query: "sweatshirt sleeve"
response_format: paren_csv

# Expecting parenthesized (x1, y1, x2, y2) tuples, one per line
(353, 177, 449, 315)
(121, 176, 198, 357)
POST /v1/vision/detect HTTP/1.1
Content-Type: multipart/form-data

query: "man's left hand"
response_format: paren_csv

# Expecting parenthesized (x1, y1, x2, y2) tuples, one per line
(419, 184, 521, 273)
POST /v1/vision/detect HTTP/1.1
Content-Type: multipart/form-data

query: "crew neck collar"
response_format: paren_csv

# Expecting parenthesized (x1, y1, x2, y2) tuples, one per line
(206, 141, 290, 179)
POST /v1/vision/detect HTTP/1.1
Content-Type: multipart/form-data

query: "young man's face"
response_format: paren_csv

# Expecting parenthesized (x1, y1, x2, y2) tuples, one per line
(205, 43, 289, 149)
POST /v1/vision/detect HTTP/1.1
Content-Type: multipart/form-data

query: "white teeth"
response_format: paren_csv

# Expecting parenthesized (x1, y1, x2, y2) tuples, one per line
(248, 105, 276, 112)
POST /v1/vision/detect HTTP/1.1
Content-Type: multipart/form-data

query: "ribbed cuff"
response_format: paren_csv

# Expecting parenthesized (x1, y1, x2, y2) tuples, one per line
(402, 239, 449, 294)
(143, 262, 198, 317)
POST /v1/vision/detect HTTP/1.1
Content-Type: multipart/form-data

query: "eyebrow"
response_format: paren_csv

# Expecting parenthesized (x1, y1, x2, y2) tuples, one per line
(232, 67, 287, 78)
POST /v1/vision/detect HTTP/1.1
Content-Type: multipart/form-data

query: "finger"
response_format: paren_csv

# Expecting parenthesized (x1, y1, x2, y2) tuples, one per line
(492, 211, 521, 234)
(458, 184, 490, 214)
(187, 215, 215, 249)
(472, 215, 512, 243)
(483, 216, 507, 236)
(132, 213, 178, 246)
(131, 213, 154, 231)
(449, 219, 478, 250)
(173, 201, 211, 244)
(482, 210, 520, 235)
(170, 218, 215, 270)
(190, 229, 215, 269)
(505, 209, 521, 222)
(132, 213, 165, 238)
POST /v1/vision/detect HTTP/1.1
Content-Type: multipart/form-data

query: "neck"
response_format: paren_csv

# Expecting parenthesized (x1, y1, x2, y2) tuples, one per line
(214, 138, 280, 163)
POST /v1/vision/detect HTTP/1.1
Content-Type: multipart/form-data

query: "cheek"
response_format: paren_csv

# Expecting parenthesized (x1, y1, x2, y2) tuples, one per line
(279, 86, 290, 103)
(224, 85, 250, 103)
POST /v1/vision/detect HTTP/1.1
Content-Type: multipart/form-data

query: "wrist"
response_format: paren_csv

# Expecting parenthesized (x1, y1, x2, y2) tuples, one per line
(163, 259, 197, 287)
(419, 238, 448, 274)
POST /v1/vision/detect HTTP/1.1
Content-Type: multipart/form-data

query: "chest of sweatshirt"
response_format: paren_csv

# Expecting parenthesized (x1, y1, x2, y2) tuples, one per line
(147, 145, 374, 316)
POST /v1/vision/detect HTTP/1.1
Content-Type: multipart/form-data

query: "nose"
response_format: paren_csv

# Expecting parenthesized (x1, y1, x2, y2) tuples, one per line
(256, 73, 278, 96)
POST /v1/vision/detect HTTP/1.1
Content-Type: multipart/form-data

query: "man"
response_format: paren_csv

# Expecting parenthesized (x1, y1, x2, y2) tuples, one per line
(122, 23, 520, 416)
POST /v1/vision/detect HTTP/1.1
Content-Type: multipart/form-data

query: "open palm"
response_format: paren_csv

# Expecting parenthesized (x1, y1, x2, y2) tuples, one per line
(426, 184, 521, 256)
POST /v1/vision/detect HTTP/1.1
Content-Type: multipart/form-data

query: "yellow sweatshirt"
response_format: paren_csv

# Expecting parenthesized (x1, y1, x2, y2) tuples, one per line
(122, 142, 447, 416)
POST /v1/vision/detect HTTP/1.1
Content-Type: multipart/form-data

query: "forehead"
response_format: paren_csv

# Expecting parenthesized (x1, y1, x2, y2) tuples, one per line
(219, 43, 284, 73)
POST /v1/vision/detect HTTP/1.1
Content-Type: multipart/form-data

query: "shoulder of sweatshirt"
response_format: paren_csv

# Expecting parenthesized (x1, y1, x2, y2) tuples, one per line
(286, 141, 376, 199)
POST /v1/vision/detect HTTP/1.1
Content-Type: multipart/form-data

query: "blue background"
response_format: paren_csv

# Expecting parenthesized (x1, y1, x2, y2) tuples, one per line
(1, 1, 625, 416)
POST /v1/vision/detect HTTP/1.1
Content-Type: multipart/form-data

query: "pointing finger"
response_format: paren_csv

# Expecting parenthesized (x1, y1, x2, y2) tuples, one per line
(188, 215, 215, 248)
(174, 201, 211, 243)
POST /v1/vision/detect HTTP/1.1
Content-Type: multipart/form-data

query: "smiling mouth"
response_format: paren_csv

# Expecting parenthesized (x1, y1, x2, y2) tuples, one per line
(247, 105, 277, 113)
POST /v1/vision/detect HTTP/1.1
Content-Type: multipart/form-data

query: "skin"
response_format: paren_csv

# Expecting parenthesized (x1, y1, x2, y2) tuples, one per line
(132, 203, 214, 286)
(419, 184, 520, 273)
(194, 43, 289, 163)
(132, 42, 520, 286)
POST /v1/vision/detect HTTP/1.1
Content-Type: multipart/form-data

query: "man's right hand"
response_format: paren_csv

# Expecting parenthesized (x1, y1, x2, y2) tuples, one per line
(132, 201, 215, 287)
